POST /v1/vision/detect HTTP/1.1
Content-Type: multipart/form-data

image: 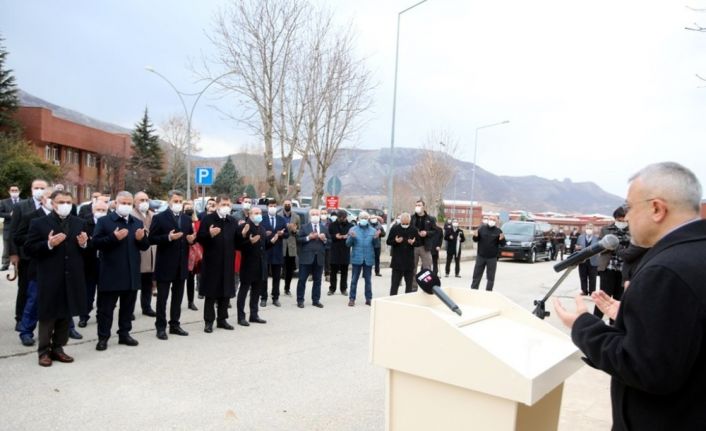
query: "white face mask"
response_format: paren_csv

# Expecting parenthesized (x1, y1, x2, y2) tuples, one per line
(10, 192, 19, 199)
(32, 188, 45, 200)
(242, 202, 251, 210)
(370, 218, 378, 225)
(585, 229, 593, 236)
(94, 211, 107, 219)
(43, 198, 53, 211)
(138, 201, 149, 213)
(482, 218, 489, 224)
(452, 223, 459, 228)
(268, 207, 277, 216)
(615, 221, 628, 230)
(116, 204, 132, 217)
(171, 203, 183, 214)
(488, 220, 496, 227)
(329, 215, 338, 222)
(310, 216, 320, 224)
(56, 203, 72, 217)
(414, 206, 423, 214)
(401, 224, 410, 229)
(217, 206, 231, 218)
(321, 214, 329, 220)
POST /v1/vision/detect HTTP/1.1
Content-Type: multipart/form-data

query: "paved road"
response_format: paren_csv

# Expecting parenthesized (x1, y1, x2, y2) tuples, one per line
(0, 244, 611, 430)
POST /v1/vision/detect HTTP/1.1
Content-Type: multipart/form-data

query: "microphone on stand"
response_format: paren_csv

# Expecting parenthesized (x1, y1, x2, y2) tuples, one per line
(553, 234, 620, 272)
(416, 270, 463, 316)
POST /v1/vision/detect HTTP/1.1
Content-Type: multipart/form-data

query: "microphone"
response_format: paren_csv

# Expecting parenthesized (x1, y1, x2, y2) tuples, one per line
(553, 234, 620, 272)
(415, 270, 463, 316)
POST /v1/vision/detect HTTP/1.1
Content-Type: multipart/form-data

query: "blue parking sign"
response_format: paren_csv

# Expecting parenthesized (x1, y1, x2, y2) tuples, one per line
(195, 167, 214, 186)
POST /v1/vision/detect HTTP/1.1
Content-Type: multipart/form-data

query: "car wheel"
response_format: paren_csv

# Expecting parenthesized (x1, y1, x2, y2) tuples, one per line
(528, 248, 537, 263)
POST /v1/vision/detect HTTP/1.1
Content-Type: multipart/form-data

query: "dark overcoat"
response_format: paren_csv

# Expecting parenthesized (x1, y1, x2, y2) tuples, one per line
(444, 227, 466, 255)
(9, 198, 40, 258)
(328, 220, 352, 265)
(24, 212, 88, 320)
(236, 220, 274, 284)
(261, 214, 288, 265)
(386, 224, 419, 271)
(92, 211, 150, 292)
(82, 215, 100, 284)
(148, 210, 193, 282)
(196, 213, 238, 298)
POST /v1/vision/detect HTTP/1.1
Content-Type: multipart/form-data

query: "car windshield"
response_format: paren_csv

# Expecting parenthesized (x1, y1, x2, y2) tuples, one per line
(502, 223, 534, 236)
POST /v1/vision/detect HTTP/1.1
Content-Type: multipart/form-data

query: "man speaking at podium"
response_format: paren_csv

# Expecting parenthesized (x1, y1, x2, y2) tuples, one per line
(554, 162, 706, 430)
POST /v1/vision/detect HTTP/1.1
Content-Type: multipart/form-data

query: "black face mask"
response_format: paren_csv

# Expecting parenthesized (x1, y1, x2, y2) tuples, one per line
(284, 205, 291, 211)
(184, 209, 194, 216)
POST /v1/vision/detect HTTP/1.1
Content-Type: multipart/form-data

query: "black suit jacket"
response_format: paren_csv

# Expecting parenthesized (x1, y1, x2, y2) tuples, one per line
(148, 210, 194, 282)
(297, 222, 330, 266)
(0, 197, 20, 238)
(236, 220, 274, 284)
(9, 198, 42, 258)
(196, 213, 238, 298)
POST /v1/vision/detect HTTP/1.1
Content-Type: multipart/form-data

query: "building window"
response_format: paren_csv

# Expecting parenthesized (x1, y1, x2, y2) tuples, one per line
(66, 148, 79, 165)
(86, 153, 97, 168)
(45, 145, 51, 161)
(46, 145, 60, 165)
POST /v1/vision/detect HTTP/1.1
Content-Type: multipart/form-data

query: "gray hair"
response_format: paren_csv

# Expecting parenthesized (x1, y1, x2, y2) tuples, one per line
(400, 212, 411, 223)
(358, 210, 370, 220)
(167, 189, 184, 199)
(116, 191, 133, 200)
(629, 162, 702, 213)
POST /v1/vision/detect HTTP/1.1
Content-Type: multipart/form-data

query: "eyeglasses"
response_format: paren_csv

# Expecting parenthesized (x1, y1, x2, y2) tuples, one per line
(622, 197, 661, 213)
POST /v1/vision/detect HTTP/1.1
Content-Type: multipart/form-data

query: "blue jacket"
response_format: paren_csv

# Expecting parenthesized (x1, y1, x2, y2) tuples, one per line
(262, 214, 289, 264)
(576, 234, 600, 267)
(346, 224, 376, 266)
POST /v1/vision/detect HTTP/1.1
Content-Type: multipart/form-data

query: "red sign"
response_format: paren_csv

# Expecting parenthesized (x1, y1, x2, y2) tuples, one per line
(326, 196, 339, 209)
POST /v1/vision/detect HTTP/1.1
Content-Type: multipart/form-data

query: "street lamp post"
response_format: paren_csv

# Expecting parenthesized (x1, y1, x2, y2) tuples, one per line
(145, 67, 235, 200)
(386, 0, 430, 231)
(470, 120, 510, 207)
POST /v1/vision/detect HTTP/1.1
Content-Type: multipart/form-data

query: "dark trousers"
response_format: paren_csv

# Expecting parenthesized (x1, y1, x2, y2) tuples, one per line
(390, 269, 415, 295)
(262, 264, 282, 300)
(283, 255, 296, 293)
(2, 236, 10, 267)
(297, 259, 323, 304)
(96, 290, 137, 340)
(374, 247, 381, 275)
(186, 271, 196, 304)
(37, 318, 70, 357)
(204, 297, 229, 323)
(471, 256, 498, 291)
(329, 263, 348, 293)
(140, 272, 153, 313)
(595, 269, 624, 320)
(237, 279, 263, 320)
(156, 279, 185, 330)
(14, 258, 29, 322)
(431, 252, 439, 275)
(578, 263, 598, 295)
(324, 249, 331, 276)
(445, 250, 461, 276)
(80, 280, 97, 321)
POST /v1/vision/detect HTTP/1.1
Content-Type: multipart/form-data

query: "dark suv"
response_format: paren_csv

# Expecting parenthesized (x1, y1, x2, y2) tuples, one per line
(499, 221, 552, 263)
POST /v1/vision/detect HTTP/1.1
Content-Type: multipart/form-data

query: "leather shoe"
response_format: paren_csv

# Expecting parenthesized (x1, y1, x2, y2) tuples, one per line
(365, 300, 372, 306)
(20, 334, 35, 346)
(188, 303, 198, 311)
(14, 321, 21, 331)
(327, 290, 335, 296)
(204, 322, 213, 333)
(130, 314, 135, 321)
(375, 273, 382, 277)
(297, 302, 304, 308)
(237, 319, 250, 327)
(217, 320, 234, 330)
(313, 302, 324, 308)
(50, 350, 74, 363)
(341, 290, 347, 296)
(249, 317, 266, 324)
(348, 300, 355, 307)
(455, 275, 461, 278)
(260, 299, 267, 307)
(118, 335, 139, 346)
(169, 326, 189, 336)
(142, 309, 157, 317)
(38, 353, 52, 367)
(77, 319, 87, 328)
(0, 265, 8, 271)
(69, 328, 83, 340)
(156, 330, 168, 340)
(272, 299, 281, 307)
(96, 339, 108, 351)
(284, 290, 291, 296)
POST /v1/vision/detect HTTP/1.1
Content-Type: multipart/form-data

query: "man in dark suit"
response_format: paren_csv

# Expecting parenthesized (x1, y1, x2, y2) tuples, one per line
(444, 219, 465, 278)
(92, 191, 150, 351)
(387, 212, 419, 295)
(197, 195, 238, 333)
(24, 190, 88, 366)
(148, 190, 194, 340)
(328, 209, 352, 296)
(296, 208, 330, 308)
(78, 192, 102, 218)
(9, 179, 48, 329)
(77, 200, 108, 327)
(260, 200, 288, 307)
(555, 162, 706, 430)
(0, 184, 21, 271)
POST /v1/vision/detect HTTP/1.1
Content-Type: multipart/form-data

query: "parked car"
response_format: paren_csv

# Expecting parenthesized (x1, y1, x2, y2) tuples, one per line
(498, 221, 552, 263)
(364, 208, 387, 223)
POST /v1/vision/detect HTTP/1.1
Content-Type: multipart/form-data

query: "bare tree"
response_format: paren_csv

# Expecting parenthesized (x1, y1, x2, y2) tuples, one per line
(100, 151, 129, 198)
(409, 129, 459, 217)
(159, 114, 201, 191)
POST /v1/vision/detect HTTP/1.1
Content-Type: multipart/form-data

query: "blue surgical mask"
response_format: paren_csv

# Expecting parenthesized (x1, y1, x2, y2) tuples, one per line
(252, 215, 263, 224)
(358, 219, 369, 227)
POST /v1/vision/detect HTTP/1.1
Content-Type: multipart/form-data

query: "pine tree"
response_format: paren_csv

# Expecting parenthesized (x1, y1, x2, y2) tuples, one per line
(0, 35, 19, 134)
(243, 184, 257, 200)
(437, 199, 446, 223)
(126, 108, 165, 196)
(211, 156, 242, 198)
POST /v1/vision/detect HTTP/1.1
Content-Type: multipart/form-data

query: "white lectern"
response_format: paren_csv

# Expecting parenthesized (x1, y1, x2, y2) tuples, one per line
(370, 288, 583, 431)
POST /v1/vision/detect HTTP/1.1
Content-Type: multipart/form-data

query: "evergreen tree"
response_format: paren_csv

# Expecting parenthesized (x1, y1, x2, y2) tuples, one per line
(0, 35, 19, 134)
(126, 108, 164, 196)
(243, 184, 257, 200)
(437, 199, 446, 223)
(211, 156, 242, 198)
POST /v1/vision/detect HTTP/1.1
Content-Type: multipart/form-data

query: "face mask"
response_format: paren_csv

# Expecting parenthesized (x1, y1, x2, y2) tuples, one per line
(184, 209, 194, 216)
(242, 202, 251, 210)
(10, 192, 19, 199)
(32, 188, 45, 200)
(452, 223, 459, 228)
(94, 211, 107, 219)
(138, 202, 149, 213)
(329, 215, 338, 222)
(482, 218, 489, 225)
(268, 207, 277, 216)
(171, 203, 183, 214)
(116, 204, 132, 217)
(252, 214, 263, 225)
(488, 220, 496, 227)
(585, 229, 593, 236)
(414, 206, 423, 214)
(310, 216, 320, 224)
(615, 221, 628, 230)
(401, 224, 409, 229)
(358, 219, 369, 227)
(56, 203, 72, 217)
(370, 218, 378, 225)
(43, 198, 53, 211)
(284, 205, 291, 212)
(217, 206, 231, 218)
(321, 214, 329, 220)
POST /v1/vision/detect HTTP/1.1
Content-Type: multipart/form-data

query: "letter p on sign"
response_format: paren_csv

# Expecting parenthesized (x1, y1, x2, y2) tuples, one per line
(195, 167, 214, 186)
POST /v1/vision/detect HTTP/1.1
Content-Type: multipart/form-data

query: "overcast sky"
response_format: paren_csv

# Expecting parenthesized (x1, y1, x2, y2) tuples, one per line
(3, 0, 705, 198)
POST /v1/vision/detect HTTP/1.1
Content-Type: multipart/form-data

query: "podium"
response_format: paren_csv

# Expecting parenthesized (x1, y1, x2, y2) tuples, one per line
(369, 288, 583, 431)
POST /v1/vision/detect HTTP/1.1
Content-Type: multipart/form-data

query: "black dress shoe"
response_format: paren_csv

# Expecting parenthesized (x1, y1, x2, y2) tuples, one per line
(237, 319, 250, 327)
(130, 314, 135, 321)
(375, 273, 382, 277)
(327, 290, 335, 296)
(142, 309, 157, 317)
(188, 303, 198, 311)
(284, 290, 291, 296)
(0, 265, 8, 271)
(77, 319, 87, 328)
(312, 302, 324, 308)
(455, 275, 461, 278)
(297, 302, 304, 308)
(119, 335, 139, 346)
(96, 339, 108, 351)
(272, 299, 281, 307)
(249, 317, 267, 324)
(217, 320, 235, 330)
(341, 290, 347, 296)
(169, 326, 189, 336)
(14, 322, 21, 331)
(68, 328, 83, 340)
(260, 299, 267, 307)
(156, 330, 168, 340)
(204, 322, 213, 333)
